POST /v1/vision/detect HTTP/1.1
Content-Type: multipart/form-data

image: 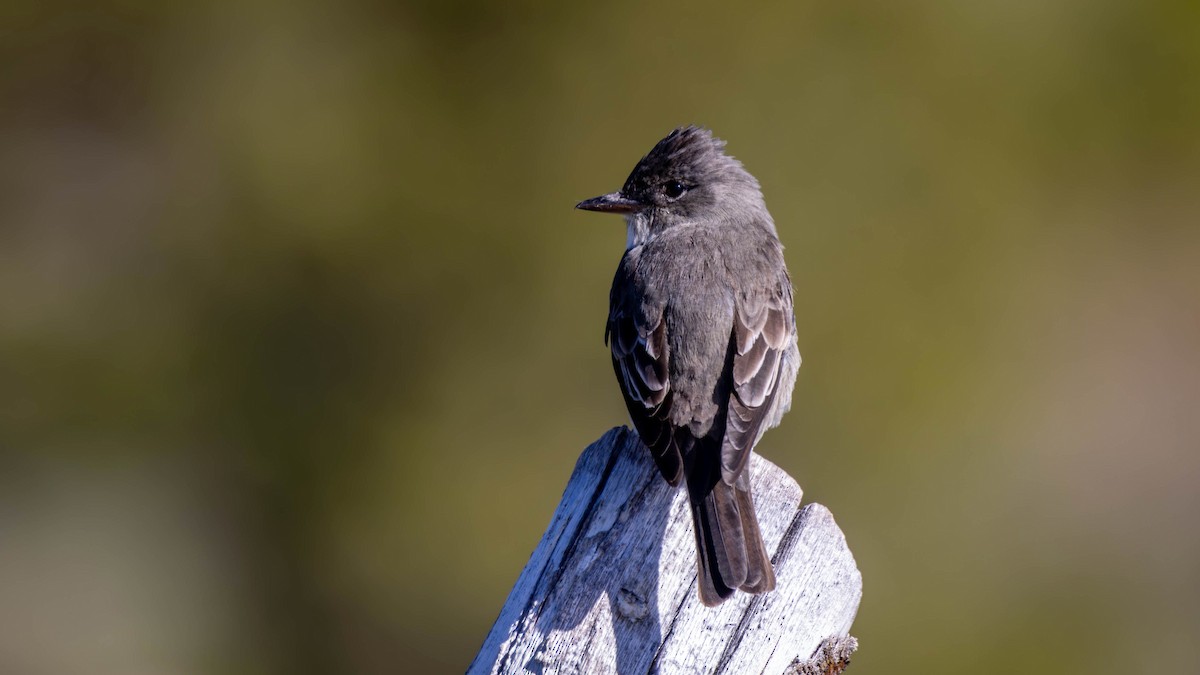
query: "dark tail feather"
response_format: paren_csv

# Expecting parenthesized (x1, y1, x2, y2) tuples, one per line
(686, 441, 776, 606)
(733, 480, 776, 594)
(691, 480, 745, 605)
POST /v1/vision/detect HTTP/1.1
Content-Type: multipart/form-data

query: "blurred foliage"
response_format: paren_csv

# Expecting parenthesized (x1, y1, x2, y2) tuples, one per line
(2, 1, 1199, 673)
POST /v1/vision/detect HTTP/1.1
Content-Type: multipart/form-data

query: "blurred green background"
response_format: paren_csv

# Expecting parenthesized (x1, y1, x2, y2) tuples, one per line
(2, 1, 1198, 673)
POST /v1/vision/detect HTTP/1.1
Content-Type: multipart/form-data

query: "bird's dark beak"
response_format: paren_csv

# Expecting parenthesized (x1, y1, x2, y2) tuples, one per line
(576, 192, 640, 214)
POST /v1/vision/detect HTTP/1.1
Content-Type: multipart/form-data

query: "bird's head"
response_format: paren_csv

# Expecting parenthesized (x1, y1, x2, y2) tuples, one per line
(576, 126, 768, 246)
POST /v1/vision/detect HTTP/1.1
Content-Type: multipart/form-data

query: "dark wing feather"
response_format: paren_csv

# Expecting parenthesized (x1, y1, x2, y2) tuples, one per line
(608, 270, 683, 485)
(720, 281, 794, 484)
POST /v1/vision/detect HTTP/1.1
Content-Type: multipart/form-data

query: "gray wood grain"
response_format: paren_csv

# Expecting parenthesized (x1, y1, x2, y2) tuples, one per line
(469, 427, 862, 675)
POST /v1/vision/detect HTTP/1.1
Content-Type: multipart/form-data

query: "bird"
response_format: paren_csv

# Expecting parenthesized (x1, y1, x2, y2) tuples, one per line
(576, 126, 800, 606)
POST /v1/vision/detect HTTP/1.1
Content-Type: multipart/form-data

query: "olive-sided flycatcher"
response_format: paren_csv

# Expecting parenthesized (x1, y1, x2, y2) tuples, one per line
(577, 126, 801, 606)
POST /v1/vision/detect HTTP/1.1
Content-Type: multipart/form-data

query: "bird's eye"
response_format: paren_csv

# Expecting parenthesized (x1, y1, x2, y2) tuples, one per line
(663, 181, 687, 199)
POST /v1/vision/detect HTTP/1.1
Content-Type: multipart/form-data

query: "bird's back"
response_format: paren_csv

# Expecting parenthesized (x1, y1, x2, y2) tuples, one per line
(612, 219, 797, 439)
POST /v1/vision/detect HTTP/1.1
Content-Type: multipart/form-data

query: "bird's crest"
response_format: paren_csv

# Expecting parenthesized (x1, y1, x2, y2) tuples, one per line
(622, 125, 755, 194)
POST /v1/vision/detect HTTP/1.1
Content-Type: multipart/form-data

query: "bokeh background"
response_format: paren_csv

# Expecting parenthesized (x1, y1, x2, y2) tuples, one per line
(2, 1, 1198, 673)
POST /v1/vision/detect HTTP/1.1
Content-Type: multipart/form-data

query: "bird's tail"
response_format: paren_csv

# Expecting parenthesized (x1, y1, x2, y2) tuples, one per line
(685, 438, 776, 606)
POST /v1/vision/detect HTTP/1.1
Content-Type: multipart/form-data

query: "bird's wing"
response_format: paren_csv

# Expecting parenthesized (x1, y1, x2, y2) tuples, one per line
(720, 278, 794, 484)
(607, 268, 683, 486)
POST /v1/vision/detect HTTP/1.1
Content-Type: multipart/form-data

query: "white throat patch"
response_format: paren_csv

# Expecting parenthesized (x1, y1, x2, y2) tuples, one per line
(624, 212, 652, 250)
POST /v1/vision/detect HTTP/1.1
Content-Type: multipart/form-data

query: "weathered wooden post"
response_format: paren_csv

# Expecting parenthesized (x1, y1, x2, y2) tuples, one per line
(469, 427, 862, 675)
